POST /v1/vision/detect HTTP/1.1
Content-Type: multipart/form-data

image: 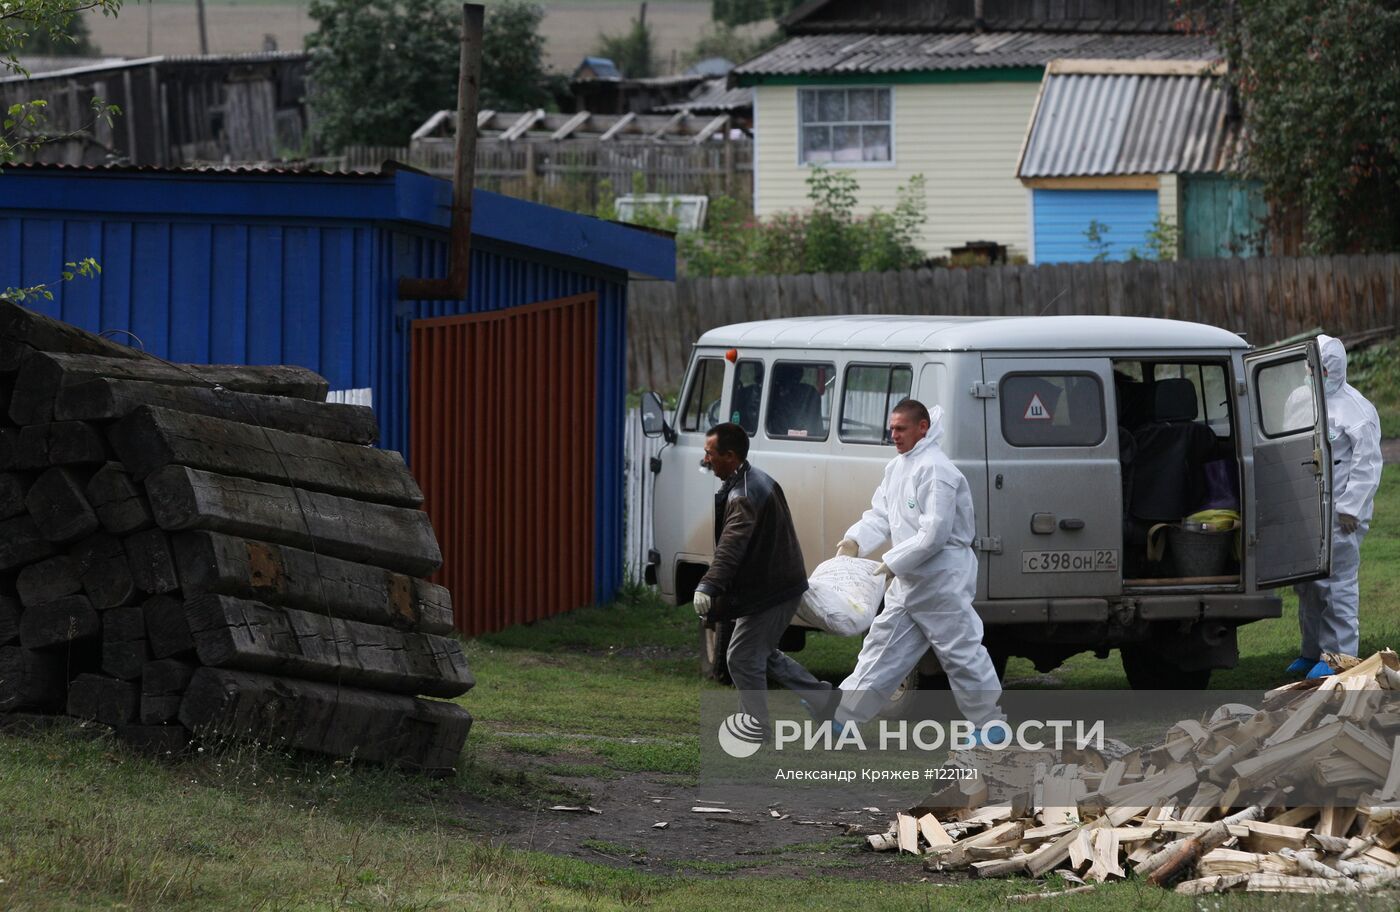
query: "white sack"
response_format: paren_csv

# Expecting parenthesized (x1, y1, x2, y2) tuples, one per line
(795, 556, 885, 637)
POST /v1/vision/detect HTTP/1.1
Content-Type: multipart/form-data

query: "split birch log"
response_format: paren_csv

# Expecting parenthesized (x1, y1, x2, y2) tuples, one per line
(11, 351, 330, 424)
(171, 531, 454, 634)
(1141, 806, 1264, 886)
(0, 645, 66, 711)
(111, 406, 422, 507)
(179, 667, 473, 773)
(184, 594, 473, 698)
(144, 466, 442, 577)
(66, 673, 139, 725)
(85, 463, 154, 535)
(56, 378, 379, 446)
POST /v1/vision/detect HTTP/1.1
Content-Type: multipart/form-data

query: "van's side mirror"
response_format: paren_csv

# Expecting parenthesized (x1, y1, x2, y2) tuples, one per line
(641, 391, 675, 442)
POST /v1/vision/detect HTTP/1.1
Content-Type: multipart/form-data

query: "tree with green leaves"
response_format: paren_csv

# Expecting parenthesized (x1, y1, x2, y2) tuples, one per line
(305, 0, 459, 153)
(482, 0, 559, 110)
(712, 0, 802, 29)
(594, 10, 654, 78)
(2, 0, 121, 165)
(1189, 0, 1400, 253)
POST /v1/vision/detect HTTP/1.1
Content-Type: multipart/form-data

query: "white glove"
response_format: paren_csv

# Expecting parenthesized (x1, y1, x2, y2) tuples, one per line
(693, 591, 712, 619)
(835, 538, 859, 558)
(871, 562, 892, 578)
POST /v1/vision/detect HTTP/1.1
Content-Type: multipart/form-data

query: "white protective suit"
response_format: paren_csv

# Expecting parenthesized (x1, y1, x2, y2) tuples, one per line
(1292, 335, 1383, 658)
(836, 407, 1004, 725)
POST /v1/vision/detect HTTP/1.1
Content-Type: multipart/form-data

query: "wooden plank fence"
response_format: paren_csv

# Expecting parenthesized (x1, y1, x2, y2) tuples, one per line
(341, 140, 753, 210)
(628, 254, 1400, 390)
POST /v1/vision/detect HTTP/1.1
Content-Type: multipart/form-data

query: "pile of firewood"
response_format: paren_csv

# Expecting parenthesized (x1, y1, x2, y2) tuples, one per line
(871, 650, 1400, 895)
(0, 301, 472, 774)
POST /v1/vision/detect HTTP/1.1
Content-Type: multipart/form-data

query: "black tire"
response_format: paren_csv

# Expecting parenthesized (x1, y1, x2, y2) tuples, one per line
(1120, 645, 1212, 690)
(699, 620, 733, 685)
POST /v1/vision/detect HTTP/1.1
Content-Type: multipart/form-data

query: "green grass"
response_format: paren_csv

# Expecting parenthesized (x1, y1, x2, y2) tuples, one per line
(1, 471, 1396, 909)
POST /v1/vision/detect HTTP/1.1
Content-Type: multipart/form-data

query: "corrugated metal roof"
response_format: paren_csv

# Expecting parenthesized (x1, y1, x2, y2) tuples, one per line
(734, 31, 1216, 76)
(783, 0, 1183, 34)
(0, 51, 307, 83)
(653, 80, 754, 113)
(1019, 68, 1242, 177)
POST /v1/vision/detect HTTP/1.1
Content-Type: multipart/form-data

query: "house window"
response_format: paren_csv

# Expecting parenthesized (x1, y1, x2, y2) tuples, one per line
(799, 88, 892, 165)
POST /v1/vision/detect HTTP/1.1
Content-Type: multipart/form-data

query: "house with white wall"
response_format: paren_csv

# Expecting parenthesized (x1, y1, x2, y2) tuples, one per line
(732, 0, 1215, 262)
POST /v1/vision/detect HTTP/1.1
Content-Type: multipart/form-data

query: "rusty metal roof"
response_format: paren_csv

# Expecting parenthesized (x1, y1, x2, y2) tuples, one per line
(734, 30, 1215, 77)
(1018, 62, 1242, 177)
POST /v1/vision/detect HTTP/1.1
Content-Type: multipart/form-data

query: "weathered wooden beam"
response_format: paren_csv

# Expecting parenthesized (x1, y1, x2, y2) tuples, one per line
(145, 466, 442, 577)
(0, 645, 66, 711)
(14, 422, 107, 469)
(0, 515, 56, 571)
(12, 351, 330, 425)
(101, 604, 149, 680)
(72, 533, 139, 610)
(180, 667, 473, 773)
(185, 594, 473, 698)
(112, 406, 423, 507)
(57, 378, 380, 445)
(19, 594, 99, 648)
(0, 298, 149, 373)
(0, 471, 28, 520)
(140, 657, 195, 724)
(172, 531, 454, 634)
(124, 528, 179, 594)
(142, 595, 194, 659)
(15, 555, 83, 608)
(0, 596, 18, 645)
(67, 673, 139, 725)
(26, 467, 99, 544)
(86, 463, 154, 535)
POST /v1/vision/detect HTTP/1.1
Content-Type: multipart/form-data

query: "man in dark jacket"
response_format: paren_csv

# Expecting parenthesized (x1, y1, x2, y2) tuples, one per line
(693, 423, 834, 725)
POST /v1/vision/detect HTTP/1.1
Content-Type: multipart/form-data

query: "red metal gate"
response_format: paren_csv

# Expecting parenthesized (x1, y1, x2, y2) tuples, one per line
(410, 294, 598, 636)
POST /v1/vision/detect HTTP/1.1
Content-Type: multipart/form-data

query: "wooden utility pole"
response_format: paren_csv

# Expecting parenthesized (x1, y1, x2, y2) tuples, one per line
(195, 0, 209, 54)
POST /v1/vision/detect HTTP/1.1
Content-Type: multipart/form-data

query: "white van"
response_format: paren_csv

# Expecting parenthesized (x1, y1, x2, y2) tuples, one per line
(639, 315, 1333, 690)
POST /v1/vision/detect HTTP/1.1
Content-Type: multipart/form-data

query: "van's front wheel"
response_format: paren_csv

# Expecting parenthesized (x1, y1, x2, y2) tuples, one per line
(699, 620, 733, 684)
(1120, 645, 1212, 690)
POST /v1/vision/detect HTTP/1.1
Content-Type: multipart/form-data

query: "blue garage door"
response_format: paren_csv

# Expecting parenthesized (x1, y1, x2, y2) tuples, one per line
(1033, 189, 1159, 263)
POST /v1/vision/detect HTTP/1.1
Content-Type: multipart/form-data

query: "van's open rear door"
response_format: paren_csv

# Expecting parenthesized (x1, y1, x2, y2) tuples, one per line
(1243, 340, 1332, 587)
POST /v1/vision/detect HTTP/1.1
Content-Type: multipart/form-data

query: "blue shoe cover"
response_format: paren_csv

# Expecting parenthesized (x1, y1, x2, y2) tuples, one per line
(1305, 660, 1334, 680)
(1285, 656, 1317, 675)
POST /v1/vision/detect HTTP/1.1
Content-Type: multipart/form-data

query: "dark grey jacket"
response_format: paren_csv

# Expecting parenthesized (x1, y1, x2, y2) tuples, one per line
(696, 462, 808, 621)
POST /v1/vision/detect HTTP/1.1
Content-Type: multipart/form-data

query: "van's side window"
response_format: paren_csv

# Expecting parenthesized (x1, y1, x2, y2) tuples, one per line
(1153, 363, 1231, 435)
(1255, 357, 1316, 438)
(1000, 374, 1105, 447)
(766, 361, 834, 440)
(840, 363, 913, 444)
(679, 357, 725, 433)
(729, 360, 765, 435)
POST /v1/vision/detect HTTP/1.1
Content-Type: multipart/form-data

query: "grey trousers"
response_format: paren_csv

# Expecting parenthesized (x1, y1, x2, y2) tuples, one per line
(726, 595, 831, 724)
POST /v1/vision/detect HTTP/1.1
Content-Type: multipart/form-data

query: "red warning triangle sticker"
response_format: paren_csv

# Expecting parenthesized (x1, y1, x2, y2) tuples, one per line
(1024, 393, 1051, 421)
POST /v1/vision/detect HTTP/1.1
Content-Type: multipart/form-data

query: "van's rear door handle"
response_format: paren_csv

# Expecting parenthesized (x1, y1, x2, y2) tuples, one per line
(1059, 518, 1085, 530)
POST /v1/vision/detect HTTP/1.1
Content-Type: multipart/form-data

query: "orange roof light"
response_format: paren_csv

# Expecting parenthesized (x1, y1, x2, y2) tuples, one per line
(725, 348, 739, 363)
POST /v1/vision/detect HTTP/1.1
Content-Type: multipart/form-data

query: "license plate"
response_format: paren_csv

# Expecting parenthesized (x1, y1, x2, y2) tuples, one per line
(1021, 550, 1118, 573)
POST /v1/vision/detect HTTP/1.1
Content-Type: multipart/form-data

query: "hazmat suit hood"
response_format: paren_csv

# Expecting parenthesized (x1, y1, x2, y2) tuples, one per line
(1319, 334, 1347, 395)
(925, 404, 945, 447)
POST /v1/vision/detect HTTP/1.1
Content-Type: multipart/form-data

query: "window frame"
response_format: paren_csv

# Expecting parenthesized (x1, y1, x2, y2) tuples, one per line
(1253, 356, 1317, 441)
(796, 85, 896, 169)
(728, 358, 766, 437)
(678, 356, 726, 434)
(838, 361, 914, 445)
(999, 371, 1107, 448)
(764, 359, 837, 442)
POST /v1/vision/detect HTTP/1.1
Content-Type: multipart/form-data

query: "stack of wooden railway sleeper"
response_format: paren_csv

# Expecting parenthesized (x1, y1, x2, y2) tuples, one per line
(0, 301, 472, 774)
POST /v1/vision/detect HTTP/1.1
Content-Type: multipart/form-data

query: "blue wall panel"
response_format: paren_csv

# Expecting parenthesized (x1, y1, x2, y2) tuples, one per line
(1033, 189, 1159, 264)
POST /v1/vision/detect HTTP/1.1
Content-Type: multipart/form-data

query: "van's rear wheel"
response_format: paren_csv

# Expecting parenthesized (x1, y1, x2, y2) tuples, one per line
(1120, 645, 1212, 690)
(699, 620, 733, 685)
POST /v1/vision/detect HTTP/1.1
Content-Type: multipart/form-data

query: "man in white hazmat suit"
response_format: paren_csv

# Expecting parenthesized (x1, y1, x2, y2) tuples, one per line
(832, 399, 1005, 734)
(1284, 335, 1383, 680)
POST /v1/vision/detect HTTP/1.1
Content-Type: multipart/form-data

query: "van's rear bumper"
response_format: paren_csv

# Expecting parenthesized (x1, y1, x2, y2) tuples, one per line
(974, 594, 1281, 626)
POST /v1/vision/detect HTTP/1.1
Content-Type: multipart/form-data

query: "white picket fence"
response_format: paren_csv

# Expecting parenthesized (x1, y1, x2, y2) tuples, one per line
(623, 408, 666, 583)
